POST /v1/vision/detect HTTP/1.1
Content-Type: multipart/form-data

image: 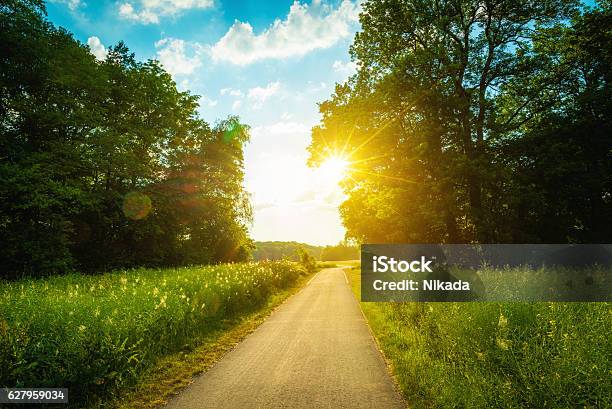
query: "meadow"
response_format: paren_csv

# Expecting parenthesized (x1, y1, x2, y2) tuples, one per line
(0, 261, 305, 407)
(347, 266, 611, 408)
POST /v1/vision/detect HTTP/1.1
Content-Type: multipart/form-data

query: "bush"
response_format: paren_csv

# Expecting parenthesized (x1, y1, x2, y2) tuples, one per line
(297, 248, 318, 274)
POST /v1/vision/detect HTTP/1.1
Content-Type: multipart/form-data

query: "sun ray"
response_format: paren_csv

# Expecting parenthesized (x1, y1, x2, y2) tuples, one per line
(349, 168, 418, 185)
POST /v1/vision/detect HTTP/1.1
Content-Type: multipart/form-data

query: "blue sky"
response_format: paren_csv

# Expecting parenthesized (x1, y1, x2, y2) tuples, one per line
(47, 0, 362, 245)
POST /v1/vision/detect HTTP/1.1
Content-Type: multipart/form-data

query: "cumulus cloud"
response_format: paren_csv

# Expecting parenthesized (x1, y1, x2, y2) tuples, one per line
(87, 36, 107, 61)
(211, 0, 360, 65)
(332, 59, 358, 77)
(119, 0, 214, 24)
(247, 81, 281, 108)
(155, 38, 202, 77)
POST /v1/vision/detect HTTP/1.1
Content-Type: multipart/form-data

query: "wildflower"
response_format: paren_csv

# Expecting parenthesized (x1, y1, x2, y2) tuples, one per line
(496, 338, 510, 350)
(498, 313, 508, 328)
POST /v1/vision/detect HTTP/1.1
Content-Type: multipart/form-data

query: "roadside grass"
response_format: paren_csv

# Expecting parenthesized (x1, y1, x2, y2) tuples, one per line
(0, 261, 307, 408)
(345, 265, 611, 408)
(111, 268, 316, 409)
(317, 260, 360, 269)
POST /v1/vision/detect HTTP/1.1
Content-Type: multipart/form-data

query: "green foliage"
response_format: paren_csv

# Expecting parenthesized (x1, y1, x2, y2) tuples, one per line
(308, 0, 611, 244)
(0, 1, 252, 277)
(297, 247, 318, 274)
(320, 242, 359, 261)
(0, 261, 304, 407)
(252, 241, 322, 261)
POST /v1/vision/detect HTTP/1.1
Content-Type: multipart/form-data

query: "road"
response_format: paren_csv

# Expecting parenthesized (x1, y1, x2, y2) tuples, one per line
(165, 268, 406, 409)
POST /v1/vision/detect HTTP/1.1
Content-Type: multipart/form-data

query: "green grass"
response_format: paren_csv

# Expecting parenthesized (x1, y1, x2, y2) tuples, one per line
(346, 266, 611, 408)
(316, 261, 338, 269)
(0, 261, 306, 408)
(330, 259, 360, 267)
(112, 268, 317, 409)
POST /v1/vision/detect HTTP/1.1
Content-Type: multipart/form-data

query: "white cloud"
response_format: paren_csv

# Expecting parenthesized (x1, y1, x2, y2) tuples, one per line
(220, 88, 243, 97)
(155, 38, 202, 77)
(232, 100, 242, 110)
(50, 0, 82, 11)
(305, 81, 327, 93)
(211, 0, 360, 65)
(201, 95, 218, 107)
(118, 0, 214, 24)
(247, 81, 280, 109)
(332, 59, 357, 77)
(87, 36, 107, 61)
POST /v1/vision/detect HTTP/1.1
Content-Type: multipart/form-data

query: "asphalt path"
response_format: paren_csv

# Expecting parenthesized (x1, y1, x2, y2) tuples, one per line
(165, 268, 406, 409)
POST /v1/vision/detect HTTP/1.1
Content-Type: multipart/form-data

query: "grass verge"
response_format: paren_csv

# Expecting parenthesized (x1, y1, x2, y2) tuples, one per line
(345, 265, 611, 408)
(0, 261, 309, 408)
(110, 268, 317, 408)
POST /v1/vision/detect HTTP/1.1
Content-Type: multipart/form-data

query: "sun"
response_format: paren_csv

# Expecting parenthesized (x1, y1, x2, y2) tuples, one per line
(317, 155, 350, 184)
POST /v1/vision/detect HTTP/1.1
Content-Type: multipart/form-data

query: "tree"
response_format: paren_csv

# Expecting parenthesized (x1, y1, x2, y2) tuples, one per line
(308, 0, 610, 244)
(496, 4, 612, 242)
(0, 1, 253, 277)
(320, 242, 359, 261)
(297, 247, 317, 274)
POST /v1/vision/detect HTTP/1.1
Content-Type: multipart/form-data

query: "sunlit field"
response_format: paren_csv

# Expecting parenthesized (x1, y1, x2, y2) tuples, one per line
(0, 261, 305, 407)
(346, 266, 611, 408)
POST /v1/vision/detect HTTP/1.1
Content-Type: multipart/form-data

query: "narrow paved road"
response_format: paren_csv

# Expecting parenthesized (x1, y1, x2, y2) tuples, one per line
(165, 268, 405, 409)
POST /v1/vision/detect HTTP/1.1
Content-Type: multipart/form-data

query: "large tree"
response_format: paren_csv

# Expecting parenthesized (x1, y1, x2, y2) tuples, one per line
(309, 0, 610, 244)
(0, 1, 253, 277)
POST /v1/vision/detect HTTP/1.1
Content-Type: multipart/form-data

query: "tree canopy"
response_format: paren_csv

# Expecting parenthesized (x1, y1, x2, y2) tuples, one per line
(309, 0, 611, 244)
(0, 1, 253, 277)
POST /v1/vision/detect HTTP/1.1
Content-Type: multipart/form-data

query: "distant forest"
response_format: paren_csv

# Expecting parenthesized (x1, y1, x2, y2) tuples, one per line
(253, 242, 359, 261)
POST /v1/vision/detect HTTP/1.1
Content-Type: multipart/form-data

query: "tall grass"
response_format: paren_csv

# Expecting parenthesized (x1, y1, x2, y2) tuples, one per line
(0, 261, 305, 407)
(349, 267, 611, 408)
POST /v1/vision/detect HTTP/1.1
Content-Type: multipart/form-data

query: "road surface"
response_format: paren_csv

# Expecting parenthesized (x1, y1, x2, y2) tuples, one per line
(165, 268, 406, 409)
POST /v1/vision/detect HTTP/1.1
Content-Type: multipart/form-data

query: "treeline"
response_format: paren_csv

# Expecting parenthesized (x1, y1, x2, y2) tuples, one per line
(309, 0, 611, 244)
(0, 1, 252, 278)
(320, 243, 359, 261)
(252, 241, 359, 261)
(252, 242, 322, 261)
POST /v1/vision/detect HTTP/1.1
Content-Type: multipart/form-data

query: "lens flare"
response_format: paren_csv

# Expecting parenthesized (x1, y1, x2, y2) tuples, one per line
(122, 191, 152, 220)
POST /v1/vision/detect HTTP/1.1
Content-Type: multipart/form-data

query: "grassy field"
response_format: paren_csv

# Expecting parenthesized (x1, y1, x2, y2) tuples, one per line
(346, 266, 611, 408)
(0, 261, 306, 408)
